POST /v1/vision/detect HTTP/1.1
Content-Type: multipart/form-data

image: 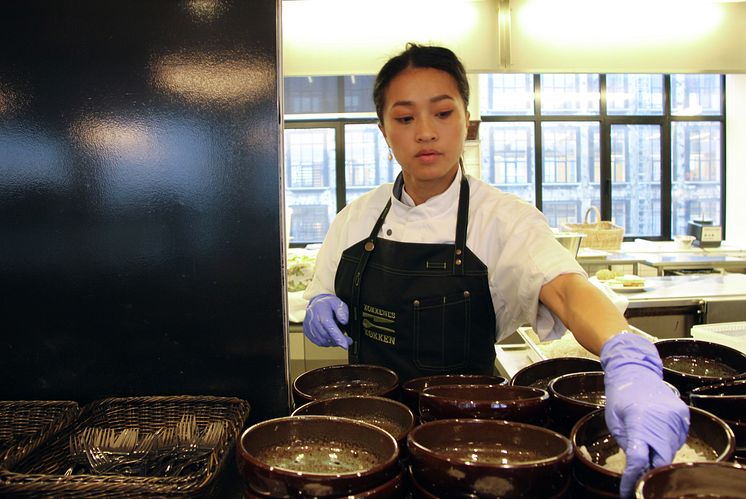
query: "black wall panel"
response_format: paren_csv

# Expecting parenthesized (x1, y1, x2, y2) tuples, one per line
(0, 0, 287, 422)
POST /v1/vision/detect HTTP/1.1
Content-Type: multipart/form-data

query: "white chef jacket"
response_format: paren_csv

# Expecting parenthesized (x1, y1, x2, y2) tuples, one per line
(304, 168, 587, 342)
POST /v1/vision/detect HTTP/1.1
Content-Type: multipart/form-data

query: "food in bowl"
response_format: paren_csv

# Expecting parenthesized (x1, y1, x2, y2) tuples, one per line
(578, 440, 714, 473)
(662, 355, 740, 378)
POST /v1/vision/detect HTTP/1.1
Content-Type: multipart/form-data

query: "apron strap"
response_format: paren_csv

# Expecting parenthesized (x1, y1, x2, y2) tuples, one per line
(349, 198, 392, 360)
(453, 176, 469, 276)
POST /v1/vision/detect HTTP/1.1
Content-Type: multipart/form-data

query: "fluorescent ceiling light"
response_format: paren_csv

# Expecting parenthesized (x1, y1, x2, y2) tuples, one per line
(519, 0, 724, 46)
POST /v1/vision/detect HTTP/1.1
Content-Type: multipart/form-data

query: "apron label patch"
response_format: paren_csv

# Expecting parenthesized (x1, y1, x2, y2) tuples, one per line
(362, 304, 396, 346)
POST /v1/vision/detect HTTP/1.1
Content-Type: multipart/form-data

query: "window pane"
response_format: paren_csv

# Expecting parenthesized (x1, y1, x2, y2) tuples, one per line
(540, 74, 599, 116)
(344, 124, 400, 204)
(611, 125, 661, 237)
(671, 121, 721, 236)
(284, 128, 336, 244)
(542, 122, 600, 228)
(479, 74, 534, 116)
(607, 75, 663, 116)
(284, 75, 375, 115)
(671, 75, 721, 116)
(479, 122, 535, 203)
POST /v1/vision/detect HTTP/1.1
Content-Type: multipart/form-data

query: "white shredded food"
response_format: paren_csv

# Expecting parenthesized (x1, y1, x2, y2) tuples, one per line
(525, 329, 599, 360)
(579, 444, 709, 473)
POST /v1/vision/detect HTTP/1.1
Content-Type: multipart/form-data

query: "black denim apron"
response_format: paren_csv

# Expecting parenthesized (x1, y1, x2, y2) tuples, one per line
(334, 174, 497, 382)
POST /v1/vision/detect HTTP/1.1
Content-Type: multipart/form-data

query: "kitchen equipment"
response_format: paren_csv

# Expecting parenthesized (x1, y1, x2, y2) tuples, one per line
(408, 419, 573, 498)
(418, 384, 549, 425)
(562, 207, 624, 250)
(236, 415, 399, 498)
(571, 407, 735, 498)
(687, 219, 722, 248)
(635, 462, 746, 499)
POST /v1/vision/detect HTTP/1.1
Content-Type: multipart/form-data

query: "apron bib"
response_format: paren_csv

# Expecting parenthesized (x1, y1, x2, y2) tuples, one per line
(334, 175, 497, 382)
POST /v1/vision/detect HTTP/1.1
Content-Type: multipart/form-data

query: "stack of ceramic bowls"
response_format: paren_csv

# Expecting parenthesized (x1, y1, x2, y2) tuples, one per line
(654, 339, 746, 400)
(689, 379, 746, 462)
(418, 384, 549, 426)
(236, 415, 402, 498)
(400, 374, 507, 419)
(291, 395, 415, 454)
(571, 407, 736, 498)
(292, 364, 399, 408)
(408, 419, 574, 498)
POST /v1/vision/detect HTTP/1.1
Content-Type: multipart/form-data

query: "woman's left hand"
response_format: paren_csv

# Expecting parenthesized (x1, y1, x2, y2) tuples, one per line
(601, 332, 690, 498)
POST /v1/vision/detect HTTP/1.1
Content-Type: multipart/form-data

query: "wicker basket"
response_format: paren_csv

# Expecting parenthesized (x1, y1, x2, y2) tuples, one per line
(562, 206, 624, 250)
(0, 401, 80, 468)
(0, 395, 250, 498)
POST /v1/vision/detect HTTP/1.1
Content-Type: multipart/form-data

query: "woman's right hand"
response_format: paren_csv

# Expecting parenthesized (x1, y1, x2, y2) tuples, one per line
(303, 294, 353, 349)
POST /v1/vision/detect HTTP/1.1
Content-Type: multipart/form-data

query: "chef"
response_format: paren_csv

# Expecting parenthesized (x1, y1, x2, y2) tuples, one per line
(302, 43, 689, 497)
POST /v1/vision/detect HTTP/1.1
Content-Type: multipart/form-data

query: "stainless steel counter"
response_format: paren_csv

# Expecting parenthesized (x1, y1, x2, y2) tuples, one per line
(624, 273, 746, 308)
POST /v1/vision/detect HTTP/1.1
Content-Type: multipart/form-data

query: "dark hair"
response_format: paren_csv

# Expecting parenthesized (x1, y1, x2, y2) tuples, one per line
(373, 43, 469, 122)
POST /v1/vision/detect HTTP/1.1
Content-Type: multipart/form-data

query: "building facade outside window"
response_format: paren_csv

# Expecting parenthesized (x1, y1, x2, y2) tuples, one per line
(284, 73, 724, 245)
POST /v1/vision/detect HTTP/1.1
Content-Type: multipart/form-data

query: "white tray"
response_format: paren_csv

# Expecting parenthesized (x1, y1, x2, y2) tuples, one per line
(691, 322, 746, 354)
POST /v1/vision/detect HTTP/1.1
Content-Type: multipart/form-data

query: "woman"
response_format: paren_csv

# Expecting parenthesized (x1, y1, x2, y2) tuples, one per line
(303, 43, 688, 497)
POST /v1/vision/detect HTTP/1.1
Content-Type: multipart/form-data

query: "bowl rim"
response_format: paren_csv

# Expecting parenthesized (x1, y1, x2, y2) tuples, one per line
(548, 371, 606, 409)
(289, 395, 415, 440)
(655, 338, 746, 381)
(419, 383, 549, 403)
(237, 415, 400, 480)
(401, 373, 508, 393)
(509, 356, 602, 387)
(292, 363, 400, 399)
(570, 407, 736, 479)
(689, 378, 746, 399)
(407, 418, 573, 468)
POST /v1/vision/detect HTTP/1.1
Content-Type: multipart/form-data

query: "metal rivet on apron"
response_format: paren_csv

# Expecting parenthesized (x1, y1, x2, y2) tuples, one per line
(463, 290, 470, 298)
(455, 258, 462, 266)
(455, 249, 462, 256)
(364, 241, 375, 252)
(413, 299, 420, 306)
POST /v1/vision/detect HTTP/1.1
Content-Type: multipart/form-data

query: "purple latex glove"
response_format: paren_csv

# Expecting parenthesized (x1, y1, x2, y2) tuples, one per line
(303, 294, 353, 349)
(601, 332, 690, 498)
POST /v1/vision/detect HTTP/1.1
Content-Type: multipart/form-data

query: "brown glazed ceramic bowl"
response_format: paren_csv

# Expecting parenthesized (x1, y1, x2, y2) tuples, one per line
(236, 415, 400, 498)
(571, 407, 736, 497)
(634, 461, 746, 499)
(407, 419, 573, 498)
(418, 384, 549, 425)
(291, 395, 415, 449)
(548, 371, 607, 435)
(292, 364, 400, 407)
(689, 379, 746, 421)
(510, 357, 602, 391)
(654, 339, 746, 399)
(242, 469, 407, 499)
(400, 374, 508, 416)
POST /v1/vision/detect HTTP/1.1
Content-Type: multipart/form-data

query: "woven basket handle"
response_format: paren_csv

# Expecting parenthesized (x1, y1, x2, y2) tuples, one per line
(583, 206, 602, 224)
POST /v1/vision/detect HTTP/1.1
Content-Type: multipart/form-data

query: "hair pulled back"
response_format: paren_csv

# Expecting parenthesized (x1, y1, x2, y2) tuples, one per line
(373, 43, 469, 122)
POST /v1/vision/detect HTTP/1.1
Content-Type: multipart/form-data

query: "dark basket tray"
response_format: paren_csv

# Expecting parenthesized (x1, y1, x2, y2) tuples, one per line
(0, 395, 250, 498)
(0, 400, 80, 468)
